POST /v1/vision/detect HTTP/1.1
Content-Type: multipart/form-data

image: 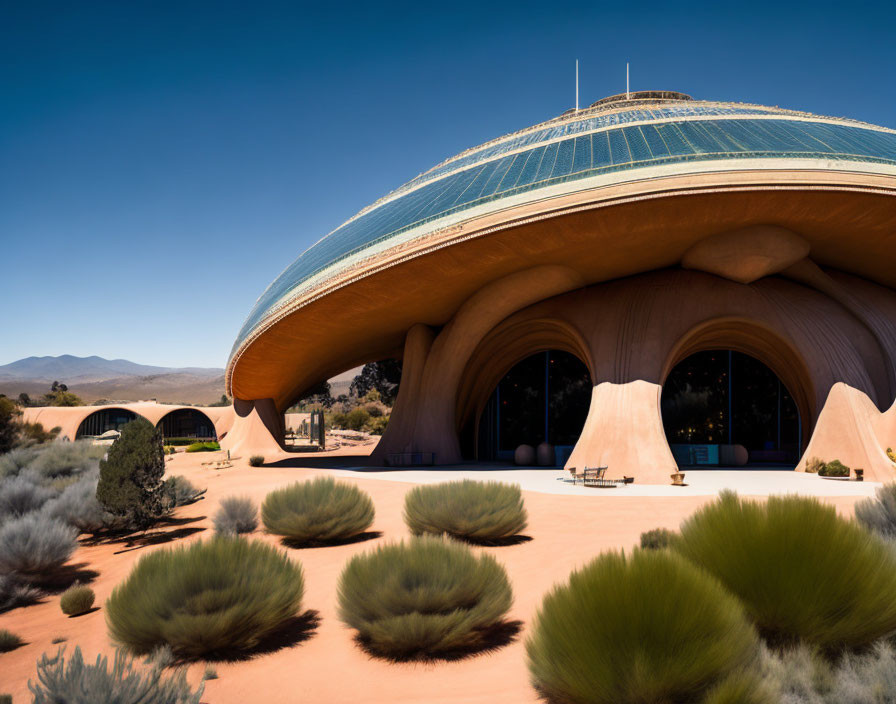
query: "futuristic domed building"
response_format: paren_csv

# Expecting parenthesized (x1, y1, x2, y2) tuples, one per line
(224, 90, 896, 482)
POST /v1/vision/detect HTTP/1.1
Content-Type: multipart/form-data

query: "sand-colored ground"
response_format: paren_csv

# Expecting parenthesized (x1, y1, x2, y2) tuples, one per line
(0, 446, 873, 703)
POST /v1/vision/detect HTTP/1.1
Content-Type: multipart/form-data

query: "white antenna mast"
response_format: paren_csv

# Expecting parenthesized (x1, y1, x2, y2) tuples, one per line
(575, 59, 579, 111)
(626, 62, 630, 99)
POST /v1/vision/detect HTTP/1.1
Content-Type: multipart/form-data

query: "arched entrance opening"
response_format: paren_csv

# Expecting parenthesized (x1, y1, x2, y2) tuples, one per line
(75, 408, 138, 439)
(475, 350, 591, 463)
(662, 350, 802, 466)
(158, 408, 216, 440)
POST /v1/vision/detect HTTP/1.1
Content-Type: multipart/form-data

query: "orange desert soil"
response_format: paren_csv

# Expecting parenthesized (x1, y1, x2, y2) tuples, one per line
(0, 446, 866, 703)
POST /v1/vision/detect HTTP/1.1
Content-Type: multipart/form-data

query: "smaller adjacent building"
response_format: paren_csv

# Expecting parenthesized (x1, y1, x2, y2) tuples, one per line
(22, 402, 235, 442)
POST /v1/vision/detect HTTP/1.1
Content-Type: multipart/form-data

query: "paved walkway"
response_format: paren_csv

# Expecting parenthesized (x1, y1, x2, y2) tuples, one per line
(329, 466, 881, 497)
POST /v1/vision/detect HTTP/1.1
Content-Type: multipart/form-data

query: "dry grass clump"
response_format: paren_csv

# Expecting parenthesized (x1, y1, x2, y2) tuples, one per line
(526, 548, 764, 704)
(106, 536, 303, 659)
(0, 628, 24, 652)
(762, 641, 896, 702)
(213, 496, 258, 535)
(338, 537, 513, 659)
(403, 480, 527, 543)
(0, 513, 77, 576)
(854, 482, 896, 538)
(60, 583, 95, 616)
(29, 646, 204, 703)
(675, 491, 896, 651)
(262, 477, 374, 545)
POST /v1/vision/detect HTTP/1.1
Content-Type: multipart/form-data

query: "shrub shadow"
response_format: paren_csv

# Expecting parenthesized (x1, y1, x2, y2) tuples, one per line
(113, 526, 207, 554)
(356, 619, 523, 663)
(454, 534, 533, 547)
(35, 563, 100, 594)
(203, 609, 321, 662)
(280, 531, 382, 550)
(84, 515, 207, 549)
(66, 606, 100, 618)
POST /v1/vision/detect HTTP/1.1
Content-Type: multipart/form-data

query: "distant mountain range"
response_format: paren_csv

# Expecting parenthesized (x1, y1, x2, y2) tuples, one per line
(0, 355, 222, 382)
(0, 355, 225, 405)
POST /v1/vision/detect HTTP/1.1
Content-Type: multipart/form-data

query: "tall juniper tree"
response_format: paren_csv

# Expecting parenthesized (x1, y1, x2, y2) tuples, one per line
(96, 419, 165, 529)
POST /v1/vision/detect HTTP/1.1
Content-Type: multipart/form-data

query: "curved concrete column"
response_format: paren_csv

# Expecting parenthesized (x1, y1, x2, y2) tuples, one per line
(389, 265, 585, 464)
(565, 380, 678, 483)
(783, 258, 896, 407)
(797, 383, 895, 482)
(370, 323, 435, 462)
(219, 398, 284, 458)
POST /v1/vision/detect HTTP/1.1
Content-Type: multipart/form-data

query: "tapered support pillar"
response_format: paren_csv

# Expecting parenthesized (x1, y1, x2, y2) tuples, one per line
(219, 398, 284, 458)
(565, 380, 678, 483)
(797, 383, 895, 482)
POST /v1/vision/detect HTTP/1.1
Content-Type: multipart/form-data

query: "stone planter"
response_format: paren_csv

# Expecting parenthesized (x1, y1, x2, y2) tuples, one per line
(854, 468, 864, 482)
(671, 472, 686, 486)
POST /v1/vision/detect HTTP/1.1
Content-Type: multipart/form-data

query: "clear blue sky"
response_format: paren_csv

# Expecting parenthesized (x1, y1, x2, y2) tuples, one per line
(2, 0, 894, 369)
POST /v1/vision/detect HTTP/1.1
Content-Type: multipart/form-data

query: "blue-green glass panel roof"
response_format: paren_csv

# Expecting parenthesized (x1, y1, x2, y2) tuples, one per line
(232, 112, 896, 357)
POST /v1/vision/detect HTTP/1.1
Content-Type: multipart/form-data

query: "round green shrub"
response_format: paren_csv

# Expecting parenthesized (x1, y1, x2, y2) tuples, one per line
(675, 491, 896, 651)
(403, 479, 527, 543)
(262, 477, 374, 545)
(106, 536, 303, 659)
(526, 549, 760, 704)
(819, 459, 850, 477)
(60, 584, 95, 616)
(338, 537, 513, 659)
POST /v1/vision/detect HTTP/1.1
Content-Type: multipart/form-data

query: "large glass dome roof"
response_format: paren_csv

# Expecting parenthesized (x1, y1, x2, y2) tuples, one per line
(231, 93, 896, 360)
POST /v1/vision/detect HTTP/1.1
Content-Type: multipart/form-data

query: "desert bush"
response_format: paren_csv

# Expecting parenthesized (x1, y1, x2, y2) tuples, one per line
(0, 447, 39, 478)
(818, 459, 850, 477)
(0, 513, 77, 576)
(41, 471, 108, 534)
(338, 537, 513, 659)
(888, 447, 896, 464)
(202, 665, 217, 680)
(262, 477, 374, 545)
(332, 408, 370, 432)
(804, 456, 825, 474)
(97, 419, 166, 529)
(162, 476, 205, 509)
(29, 646, 204, 704)
(19, 422, 61, 446)
(675, 492, 896, 651)
(640, 527, 677, 550)
(0, 472, 56, 521)
(248, 455, 264, 467)
(0, 628, 24, 652)
(762, 640, 896, 703)
(526, 548, 761, 704)
(60, 583, 95, 616)
(701, 669, 774, 704)
(0, 573, 42, 612)
(29, 442, 106, 480)
(854, 482, 896, 538)
(366, 415, 389, 435)
(106, 536, 303, 658)
(162, 438, 204, 446)
(404, 480, 527, 543)
(213, 496, 258, 535)
(184, 442, 219, 453)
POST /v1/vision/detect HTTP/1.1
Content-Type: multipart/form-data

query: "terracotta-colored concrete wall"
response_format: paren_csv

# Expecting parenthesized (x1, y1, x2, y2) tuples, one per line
(21, 403, 235, 442)
(367, 265, 896, 481)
